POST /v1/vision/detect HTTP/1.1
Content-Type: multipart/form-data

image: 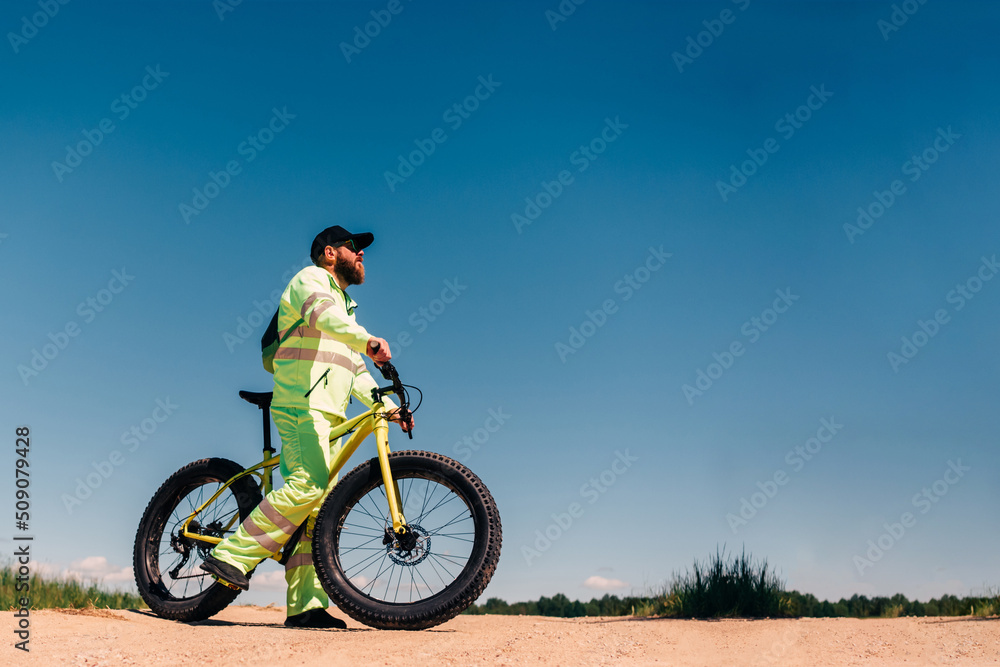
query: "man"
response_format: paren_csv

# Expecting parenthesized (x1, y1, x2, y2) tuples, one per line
(202, 225, 413, 629)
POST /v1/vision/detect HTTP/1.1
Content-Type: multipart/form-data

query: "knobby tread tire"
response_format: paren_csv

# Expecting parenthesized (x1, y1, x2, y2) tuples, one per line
(313, 450, 502, 630)
(133, 458, 261, 622)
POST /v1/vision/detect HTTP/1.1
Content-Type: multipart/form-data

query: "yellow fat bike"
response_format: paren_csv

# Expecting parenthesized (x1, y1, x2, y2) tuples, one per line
(133, 361, 502, 630)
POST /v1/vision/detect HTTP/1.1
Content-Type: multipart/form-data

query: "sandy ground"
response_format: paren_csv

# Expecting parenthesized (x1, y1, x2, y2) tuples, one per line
(9, 605, 999, 666)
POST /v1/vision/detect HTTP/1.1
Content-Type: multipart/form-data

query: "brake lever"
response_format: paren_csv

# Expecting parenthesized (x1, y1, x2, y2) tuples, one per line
(369, 341, 411, 437)
(402, 407, 413, 439)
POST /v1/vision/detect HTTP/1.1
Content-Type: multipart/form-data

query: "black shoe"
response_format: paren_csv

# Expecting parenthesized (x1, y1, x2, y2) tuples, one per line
(284, 609, 347, 629)
(200, 555, 249, 591)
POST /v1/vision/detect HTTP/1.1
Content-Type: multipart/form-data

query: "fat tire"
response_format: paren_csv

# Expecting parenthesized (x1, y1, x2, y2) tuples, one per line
(313, 450, 502, 630)
(133, 458, 261, 622)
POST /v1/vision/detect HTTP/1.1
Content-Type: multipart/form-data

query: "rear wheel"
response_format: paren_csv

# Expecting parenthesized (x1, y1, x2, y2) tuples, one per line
(313, 451, 502, 630)
(133, 458, 261, 621)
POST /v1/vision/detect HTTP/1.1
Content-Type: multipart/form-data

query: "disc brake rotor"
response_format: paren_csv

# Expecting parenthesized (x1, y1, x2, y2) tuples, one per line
(385, 524, 431, 566)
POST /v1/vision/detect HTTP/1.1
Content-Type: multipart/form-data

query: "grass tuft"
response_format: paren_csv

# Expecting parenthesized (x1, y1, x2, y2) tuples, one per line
(0, 563, 146, 610)
(971, 587, 999, 618)
(660, 546, 788, 618)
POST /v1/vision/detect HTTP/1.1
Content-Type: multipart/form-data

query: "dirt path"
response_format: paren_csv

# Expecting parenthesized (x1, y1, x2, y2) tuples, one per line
(10, 606, 999, 666)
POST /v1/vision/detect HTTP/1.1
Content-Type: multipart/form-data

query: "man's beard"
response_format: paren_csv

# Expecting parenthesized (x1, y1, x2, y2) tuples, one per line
(335, 253, 365, 286)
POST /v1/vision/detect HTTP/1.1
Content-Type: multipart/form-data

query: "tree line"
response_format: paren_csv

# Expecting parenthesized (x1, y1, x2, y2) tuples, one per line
(464, 591, 998, 619)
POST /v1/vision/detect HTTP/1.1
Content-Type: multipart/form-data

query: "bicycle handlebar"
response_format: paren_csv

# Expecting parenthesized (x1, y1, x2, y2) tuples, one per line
(369, 342, 413, 439)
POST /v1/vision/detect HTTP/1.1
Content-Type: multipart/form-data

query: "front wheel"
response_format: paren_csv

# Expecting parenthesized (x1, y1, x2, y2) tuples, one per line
(133, 458, 262, 621)
(313, 451, 502, 630)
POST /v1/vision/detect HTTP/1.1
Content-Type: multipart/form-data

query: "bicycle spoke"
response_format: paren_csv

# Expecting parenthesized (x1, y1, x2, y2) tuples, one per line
(354, 495, 388, 526)
(391, 561, 403, 603)
(339, 535, 384, 555)
(417, 481, 438, 521)
(429, 533, 475, 544)
(345, 548, 389, 578)
(334, 471, 483, 605)
(413, 562, 434, 598)
(411, 490, 459, 525)
(365, 551, 394, 596)
(429, 552, 467, 568)
(424, 552, 450, 589)
(427, 552, 460, 578)
(342, 521, 387, 536)
(401, 478, 415, 513)
(423, 507, 470, 535)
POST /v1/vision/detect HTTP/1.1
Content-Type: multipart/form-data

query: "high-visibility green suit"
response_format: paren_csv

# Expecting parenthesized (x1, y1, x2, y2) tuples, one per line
(211, 265, 396, 617)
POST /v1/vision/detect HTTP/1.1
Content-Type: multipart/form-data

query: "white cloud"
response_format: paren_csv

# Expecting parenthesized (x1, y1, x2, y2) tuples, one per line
(32, 556, 137, 590)
(250, 569, 288, 590)
(583, 575, 628, 591)
(70, 556, 118, 575)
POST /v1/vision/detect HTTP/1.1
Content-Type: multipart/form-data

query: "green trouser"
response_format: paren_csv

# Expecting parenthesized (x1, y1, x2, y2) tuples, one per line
(210, 406, 343, 617)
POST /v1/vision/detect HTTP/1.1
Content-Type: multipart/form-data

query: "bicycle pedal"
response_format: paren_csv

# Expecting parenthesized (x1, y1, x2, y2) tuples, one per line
(211, 574, 243, 591)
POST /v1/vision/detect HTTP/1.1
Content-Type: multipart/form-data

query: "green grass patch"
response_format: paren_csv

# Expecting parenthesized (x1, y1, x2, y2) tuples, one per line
(0, 564, 146, 610)
(660, 546, 788, 618)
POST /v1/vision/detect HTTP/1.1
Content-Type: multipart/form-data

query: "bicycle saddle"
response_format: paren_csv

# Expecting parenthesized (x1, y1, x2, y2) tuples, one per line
(238, 390, 273, 409)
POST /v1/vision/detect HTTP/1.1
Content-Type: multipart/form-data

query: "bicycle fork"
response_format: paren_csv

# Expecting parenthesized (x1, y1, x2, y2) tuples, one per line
(373, 410, 407, 534)
(322, 404, 409, 536)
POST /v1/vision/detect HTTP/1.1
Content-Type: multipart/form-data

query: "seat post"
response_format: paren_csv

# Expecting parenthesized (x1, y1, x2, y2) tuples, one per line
(262, 408, 274, 457)
(262, 407, 275, 492)
(239, 391, 276, 489)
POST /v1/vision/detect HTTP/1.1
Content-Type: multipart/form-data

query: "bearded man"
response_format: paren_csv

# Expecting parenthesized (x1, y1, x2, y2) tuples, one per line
(202, 225, 412, 628)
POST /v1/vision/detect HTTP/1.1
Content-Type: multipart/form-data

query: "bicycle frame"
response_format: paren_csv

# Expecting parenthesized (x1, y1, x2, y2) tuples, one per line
(179, 396, 408, 562)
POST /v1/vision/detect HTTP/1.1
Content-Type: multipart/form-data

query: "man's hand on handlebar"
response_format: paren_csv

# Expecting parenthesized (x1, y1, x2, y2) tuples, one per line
(366, 337, 392, 365)
(388, 408, 415, 433)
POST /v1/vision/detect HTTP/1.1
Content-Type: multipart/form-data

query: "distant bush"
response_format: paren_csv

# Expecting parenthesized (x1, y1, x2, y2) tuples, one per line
(662, 547, 788, 618)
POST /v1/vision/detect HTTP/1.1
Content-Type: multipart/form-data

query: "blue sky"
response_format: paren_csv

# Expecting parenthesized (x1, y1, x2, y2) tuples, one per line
(2, 0, 998, 607)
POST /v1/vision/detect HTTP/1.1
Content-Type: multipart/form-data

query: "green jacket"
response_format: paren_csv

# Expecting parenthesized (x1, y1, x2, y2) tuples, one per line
(271, 266, 396, 417)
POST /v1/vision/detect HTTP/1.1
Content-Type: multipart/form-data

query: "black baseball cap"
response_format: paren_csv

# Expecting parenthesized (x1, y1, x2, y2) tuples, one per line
(310, 225, 374, 264)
